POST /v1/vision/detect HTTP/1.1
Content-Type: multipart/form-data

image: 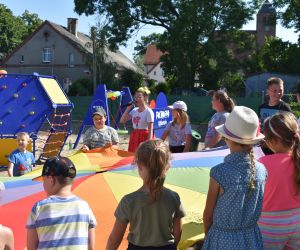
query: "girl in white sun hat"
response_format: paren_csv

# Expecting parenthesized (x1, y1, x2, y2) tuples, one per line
(162, 101, 192, 153)
(202, 106, 267, 250)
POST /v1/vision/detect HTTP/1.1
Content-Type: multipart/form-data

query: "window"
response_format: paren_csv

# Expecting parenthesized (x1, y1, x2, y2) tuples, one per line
(20, 55, 24, 63)
(68, 53, 75, 67)
(154, 71, 156, 75)
(42, 48, 51, 63)
(263, 16, 270, 31)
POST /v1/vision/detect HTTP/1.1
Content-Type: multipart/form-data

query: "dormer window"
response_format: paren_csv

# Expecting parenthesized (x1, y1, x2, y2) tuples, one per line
(42, 48, 51, 63)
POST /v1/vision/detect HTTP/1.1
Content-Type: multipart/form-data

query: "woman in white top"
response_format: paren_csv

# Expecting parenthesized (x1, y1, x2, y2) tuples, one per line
(120, 87, 154, 152)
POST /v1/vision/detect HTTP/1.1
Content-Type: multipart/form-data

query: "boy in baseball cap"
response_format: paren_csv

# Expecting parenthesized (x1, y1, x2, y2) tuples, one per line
(27, 156, 96, 249)
(81, 107, 119, 151)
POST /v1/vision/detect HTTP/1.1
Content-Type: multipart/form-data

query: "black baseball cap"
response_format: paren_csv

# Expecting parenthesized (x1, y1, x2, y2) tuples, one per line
(33, 156, 76, 181)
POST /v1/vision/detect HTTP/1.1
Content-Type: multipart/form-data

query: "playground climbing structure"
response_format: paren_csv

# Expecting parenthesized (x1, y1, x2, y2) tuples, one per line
(0, 73, 73, 165)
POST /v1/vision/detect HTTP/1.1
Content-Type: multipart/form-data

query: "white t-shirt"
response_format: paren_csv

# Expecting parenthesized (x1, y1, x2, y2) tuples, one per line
(129, 107, 154, 129)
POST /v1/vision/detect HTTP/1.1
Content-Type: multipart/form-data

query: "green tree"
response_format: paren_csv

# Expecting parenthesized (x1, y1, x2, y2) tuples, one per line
(0, 4, 26, 56)
(257, 37, 300, 74)
(273, 1, 300, 42)
(20, 10, 43, 35)
(74, 0, 262, 90)
(68, 78, 93, 96)
(0, 4, 42, 59)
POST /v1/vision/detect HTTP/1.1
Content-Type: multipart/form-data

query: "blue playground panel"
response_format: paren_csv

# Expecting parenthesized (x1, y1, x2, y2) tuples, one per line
(0, 74, 52, 134)
(0, 73, 73, 160)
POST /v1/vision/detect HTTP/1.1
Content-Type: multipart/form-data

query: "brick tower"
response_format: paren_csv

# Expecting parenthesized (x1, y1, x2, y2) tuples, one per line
(256, 0, 276, 48)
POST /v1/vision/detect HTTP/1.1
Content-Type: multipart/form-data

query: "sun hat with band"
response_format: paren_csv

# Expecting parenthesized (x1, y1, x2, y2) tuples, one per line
(215, 106, 264, 145)
(168, 101, 188, 112)
(33, 156, 76, 181)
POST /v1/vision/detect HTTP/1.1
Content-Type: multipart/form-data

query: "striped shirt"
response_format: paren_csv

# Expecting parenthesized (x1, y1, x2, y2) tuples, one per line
(26, 195, 96, 249)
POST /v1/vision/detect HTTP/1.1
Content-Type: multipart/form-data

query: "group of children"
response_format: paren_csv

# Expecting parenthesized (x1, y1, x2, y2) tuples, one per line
(2, 78, 300, 249)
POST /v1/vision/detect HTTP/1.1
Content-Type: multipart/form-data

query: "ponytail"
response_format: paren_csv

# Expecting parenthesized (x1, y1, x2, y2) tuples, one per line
(292, 133, 300, 193)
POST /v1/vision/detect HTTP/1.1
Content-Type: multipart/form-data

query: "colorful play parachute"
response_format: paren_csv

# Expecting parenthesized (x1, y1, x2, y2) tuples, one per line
(0, 147, 264, 250)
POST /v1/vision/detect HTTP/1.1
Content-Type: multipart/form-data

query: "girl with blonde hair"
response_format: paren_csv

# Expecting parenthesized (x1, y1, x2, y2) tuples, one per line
(162, 101, 192, 153)
(120, 86, 154, 152)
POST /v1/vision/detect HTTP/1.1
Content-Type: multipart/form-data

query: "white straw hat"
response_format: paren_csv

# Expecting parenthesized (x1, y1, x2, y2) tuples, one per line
(168, 101, 187, 111)
(215, 106, 264, 144)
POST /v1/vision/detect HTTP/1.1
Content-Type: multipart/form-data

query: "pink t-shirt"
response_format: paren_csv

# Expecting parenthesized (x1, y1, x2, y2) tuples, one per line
(259, 153, 300, 212)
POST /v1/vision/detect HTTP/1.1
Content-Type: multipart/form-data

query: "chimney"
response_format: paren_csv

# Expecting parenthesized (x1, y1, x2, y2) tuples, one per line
(67, 18, 78, 37)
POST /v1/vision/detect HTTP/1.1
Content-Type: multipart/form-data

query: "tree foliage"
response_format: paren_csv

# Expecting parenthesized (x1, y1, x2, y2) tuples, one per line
(68, 78, 93, 96)
(0, 4, 42, 59)
(74, 0, 262, 90)
(272, 1, 300, 42)
(256, 37, 300, 74)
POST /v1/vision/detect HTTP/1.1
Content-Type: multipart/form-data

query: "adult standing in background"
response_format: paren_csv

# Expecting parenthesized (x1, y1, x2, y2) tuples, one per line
(120, 87, 154, 152)
(204, 90, 235, 149)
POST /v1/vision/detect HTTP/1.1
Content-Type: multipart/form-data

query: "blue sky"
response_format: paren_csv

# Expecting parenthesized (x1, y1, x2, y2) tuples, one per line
(1, 0, 298, 60)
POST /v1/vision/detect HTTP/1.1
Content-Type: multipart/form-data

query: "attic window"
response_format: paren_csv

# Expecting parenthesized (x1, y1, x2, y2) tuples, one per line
(43, 31, 49, 41)
(42, 48, 51, 63)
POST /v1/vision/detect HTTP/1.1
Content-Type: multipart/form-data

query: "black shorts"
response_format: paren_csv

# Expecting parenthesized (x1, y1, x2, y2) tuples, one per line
(169, 145, 185, 153)
(127, 243, 177, 250)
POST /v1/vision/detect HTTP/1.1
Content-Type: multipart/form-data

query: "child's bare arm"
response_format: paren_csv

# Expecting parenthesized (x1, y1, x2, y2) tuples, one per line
(120, 105, 133, 123)
(204, 133, 222, 149)
(147, 122, 154, 140)
(88, 227, 95, 250)
(183, 134, 192, 152)
(105, 219, 127, 250)
(173, 217, 183, 246)
(7, 162, 13, 177)
(2, 226, 14, 250)
(161, 128, 169, 141)
(203, 177, 220, 235)
(27, 228, 38, 250)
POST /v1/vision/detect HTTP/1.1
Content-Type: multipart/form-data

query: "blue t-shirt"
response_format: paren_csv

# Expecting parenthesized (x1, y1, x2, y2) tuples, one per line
(8, 149, 35, 176)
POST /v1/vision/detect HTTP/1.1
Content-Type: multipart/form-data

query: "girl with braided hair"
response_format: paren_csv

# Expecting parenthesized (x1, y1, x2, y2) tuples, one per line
(202, 106, 267, 250)
(106, 139, 185, 250)
(120, 86, 154, 152)
(258, 112, 300, 249)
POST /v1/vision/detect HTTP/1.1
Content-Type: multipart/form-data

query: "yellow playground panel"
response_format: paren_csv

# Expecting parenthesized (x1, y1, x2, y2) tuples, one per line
(0, 138, 32, 166)
(39, 77, 69, 104)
